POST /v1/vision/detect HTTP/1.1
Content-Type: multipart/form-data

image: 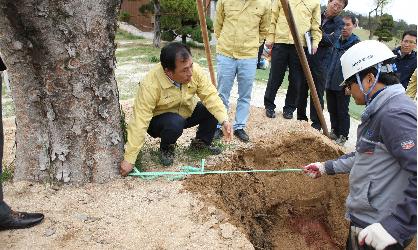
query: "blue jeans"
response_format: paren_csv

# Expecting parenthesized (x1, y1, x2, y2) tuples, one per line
(216, 54, 257, 130)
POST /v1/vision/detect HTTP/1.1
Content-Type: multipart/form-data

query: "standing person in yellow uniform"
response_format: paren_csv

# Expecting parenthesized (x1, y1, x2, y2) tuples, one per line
(214, 0, 271, 143)
(120, 42, 232, 174)
(263, 0, 322, 120)
(406, 69, 417, 100)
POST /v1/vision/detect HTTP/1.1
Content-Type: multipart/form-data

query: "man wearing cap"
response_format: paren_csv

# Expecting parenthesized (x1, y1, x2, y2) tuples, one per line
(303, 40, 416, 250)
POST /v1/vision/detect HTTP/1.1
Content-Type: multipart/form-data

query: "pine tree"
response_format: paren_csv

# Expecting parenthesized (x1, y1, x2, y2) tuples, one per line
(374, 14, 395, 42)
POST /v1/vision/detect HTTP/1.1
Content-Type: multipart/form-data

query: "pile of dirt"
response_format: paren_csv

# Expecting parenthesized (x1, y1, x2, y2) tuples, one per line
(185, 130, 351, 249)
(2, 103, 415, 249)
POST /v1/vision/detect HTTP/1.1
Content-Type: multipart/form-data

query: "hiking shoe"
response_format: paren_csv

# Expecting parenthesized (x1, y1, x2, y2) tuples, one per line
(282, 111, 293, 119)
(329, 130, 338, 140)
(190, 138, 222, 155)
(234, 129, 250, 143)
(159, 144, 175, 166)
(213, 128, 223, 140)
(266, 109, 276, 118)
(335, 135, 348, 146)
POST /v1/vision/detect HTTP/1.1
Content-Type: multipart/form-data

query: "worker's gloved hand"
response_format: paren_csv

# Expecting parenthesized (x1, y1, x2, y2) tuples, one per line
(358, 223, 397, 250)
(303, 162, 325, 178)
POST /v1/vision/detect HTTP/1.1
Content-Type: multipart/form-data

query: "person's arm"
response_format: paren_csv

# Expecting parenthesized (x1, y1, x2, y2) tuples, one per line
(321, 16, 344, 47)
(310, 2, 322, 49)
(259, 1, 272, 43)
(406, 69, 417, 100)
(214, 0, 224, 40)
(266, 0, 280, 44)
(323, 151, 356, 175)
(378, 108, 417, 246)
(303, 152, 355, 178)
(123, 81, 159, 165)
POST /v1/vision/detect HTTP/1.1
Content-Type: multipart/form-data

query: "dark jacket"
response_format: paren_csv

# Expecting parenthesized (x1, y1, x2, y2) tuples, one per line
(326, 34, 360, 91)
(0, 56, 6, 71)
(324, 84, 417, 246)
(393, 47, 417, 89)
(315, 13, 344, 74)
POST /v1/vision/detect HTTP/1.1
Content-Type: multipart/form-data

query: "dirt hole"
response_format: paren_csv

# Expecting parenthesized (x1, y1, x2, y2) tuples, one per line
(185, 131, 350, 249)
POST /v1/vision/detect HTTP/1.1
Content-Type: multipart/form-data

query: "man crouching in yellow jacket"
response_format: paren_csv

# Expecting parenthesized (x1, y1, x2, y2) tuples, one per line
(120, 42, 233, 176)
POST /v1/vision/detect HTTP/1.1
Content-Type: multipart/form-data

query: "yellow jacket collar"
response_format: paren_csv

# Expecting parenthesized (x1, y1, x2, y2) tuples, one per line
(155, 64, 175, 89)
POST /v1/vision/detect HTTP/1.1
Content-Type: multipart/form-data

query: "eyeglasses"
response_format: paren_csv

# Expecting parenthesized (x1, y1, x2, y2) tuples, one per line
(402, 40, 417, 45)
(330, 1, 344, 10)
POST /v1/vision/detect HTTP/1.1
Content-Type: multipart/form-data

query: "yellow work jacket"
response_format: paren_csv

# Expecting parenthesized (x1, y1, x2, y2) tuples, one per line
(406, 68, 417, 100)
(214, 0, 271, 59)
(267, 0, 321, 48)
(124, 63, 228, 164)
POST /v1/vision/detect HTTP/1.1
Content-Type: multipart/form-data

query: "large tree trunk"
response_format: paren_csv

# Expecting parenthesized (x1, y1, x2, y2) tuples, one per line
(0, 0, 124, 184)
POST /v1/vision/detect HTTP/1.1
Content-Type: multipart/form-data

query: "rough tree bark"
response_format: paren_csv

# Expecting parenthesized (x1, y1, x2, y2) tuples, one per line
(0, 0, 124, 183)
(153, 0, 161, 48)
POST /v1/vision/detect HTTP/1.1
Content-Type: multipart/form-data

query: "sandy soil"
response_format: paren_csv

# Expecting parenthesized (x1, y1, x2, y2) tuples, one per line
(1, 25, 415, 249)
(2, 103, 415, 249)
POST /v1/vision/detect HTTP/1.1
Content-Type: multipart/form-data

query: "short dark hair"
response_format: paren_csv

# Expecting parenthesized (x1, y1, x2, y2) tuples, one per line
(160, 42, 192, 71)
(346, 59, 399, 86)
(402, 30, 417, 40)
(343, 15, 356, 25)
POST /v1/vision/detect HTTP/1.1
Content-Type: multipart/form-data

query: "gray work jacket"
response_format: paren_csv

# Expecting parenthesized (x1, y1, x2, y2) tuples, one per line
(324, 84, 417, 246)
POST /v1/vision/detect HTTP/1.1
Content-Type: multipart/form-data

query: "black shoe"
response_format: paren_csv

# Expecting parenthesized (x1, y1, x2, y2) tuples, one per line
(265, 109, 276, 118)
(329, 129, 338, 140)
(282, 111, 293, 119)
(0, 211, 44, 230)
(311, 123, 321, 131)
(159, 145, 175, 166)
(190, 138, 222, 155)
(297, 115, 308, 122)
(213, 128, 223, 140)
(234, 129, 250, 143)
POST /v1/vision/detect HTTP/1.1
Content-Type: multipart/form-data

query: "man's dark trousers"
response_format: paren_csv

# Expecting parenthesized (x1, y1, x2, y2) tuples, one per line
(297, 49, 326, 129)
(264, 43, 304, 114)
(326, 89, 350, 137)
(147, 102, 217, 150)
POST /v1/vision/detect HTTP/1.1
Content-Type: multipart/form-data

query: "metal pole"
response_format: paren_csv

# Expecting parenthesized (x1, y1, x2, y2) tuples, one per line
(279, 0, 329, 137)
(196, 0, 217, 86)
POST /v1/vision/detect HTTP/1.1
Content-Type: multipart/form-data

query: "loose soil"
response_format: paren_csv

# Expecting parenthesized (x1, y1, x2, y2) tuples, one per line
(185, 130, 350, 249)
(1, 100, 416, 249)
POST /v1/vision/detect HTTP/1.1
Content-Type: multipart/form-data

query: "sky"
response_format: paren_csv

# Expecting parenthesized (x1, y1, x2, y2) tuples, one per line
(320, 0, 417, 25)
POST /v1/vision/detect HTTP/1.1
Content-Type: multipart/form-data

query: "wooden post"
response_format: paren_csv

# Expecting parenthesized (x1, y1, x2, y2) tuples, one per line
(196, 0, 216, 86)
(280, 0, 329, 137)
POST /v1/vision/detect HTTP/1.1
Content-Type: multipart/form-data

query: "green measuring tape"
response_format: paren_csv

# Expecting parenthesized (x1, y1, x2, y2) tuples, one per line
(128, 159, 303, 179)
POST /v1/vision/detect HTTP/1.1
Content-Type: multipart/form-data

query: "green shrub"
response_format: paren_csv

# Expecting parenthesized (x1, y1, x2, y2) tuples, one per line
(119, 11, 131, 22)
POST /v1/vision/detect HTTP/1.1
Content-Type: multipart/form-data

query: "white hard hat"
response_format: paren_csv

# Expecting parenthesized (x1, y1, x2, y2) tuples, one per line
(340, 40, 396, 86)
